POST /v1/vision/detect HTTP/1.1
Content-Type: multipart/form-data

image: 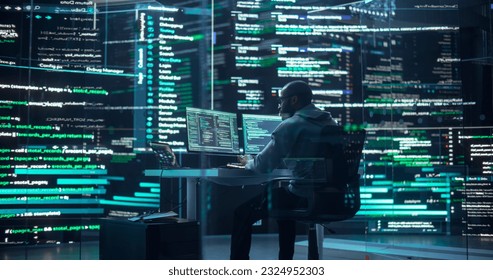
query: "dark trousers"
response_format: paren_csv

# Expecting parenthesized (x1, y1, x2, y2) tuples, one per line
(230, 186, 304, 260)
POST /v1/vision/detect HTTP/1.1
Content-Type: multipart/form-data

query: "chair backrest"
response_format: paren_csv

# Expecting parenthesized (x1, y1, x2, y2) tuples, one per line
(332, 128, 366, 218)
(272, 127, 366, 223)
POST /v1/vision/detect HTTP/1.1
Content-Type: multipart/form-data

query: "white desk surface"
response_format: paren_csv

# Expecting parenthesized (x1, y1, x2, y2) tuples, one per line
(144, 168, 293, 186)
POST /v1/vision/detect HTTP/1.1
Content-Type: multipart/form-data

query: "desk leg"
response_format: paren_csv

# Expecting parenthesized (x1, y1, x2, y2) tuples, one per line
(316, 224, 324, 259)
(187, 178, 196, 220)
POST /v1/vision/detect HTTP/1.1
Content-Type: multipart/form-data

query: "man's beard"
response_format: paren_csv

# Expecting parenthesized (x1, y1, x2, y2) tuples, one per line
(279, 105, 295, 120)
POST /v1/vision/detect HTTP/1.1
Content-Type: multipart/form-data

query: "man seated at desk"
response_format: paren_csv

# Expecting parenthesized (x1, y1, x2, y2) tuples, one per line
(230, 80, 339, 260)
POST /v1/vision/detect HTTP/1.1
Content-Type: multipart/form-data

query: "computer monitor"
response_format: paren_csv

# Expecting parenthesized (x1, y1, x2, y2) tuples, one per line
(186, 107, 241, 154)
(242, 114, 282, 154)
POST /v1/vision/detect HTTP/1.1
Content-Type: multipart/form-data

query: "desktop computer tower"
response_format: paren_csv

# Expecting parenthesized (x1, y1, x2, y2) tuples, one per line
(99, 218, 201, 260)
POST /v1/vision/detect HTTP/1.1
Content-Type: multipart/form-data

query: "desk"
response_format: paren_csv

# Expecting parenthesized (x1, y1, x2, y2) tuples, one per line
(144, 168, 293, 220)
(144, 168, 327, 259)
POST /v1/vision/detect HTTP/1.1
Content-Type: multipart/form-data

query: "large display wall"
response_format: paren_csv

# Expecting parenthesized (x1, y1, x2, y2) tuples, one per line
(1, 0, 492, 256)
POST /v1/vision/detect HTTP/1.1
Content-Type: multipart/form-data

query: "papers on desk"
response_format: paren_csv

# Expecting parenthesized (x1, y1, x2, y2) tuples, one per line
(128, 211, 178, 222)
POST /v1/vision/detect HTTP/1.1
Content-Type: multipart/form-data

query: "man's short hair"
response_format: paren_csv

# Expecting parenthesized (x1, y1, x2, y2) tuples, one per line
(281, 80, 313, 105)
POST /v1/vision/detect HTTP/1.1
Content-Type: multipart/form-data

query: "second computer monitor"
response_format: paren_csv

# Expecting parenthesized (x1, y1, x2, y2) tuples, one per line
(242, 114, 282, 154)
(186, 107, 241, 154)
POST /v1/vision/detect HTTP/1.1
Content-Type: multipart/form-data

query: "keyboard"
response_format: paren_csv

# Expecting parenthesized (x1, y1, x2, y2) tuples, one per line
(128, 211, 178, 222)
(225, 162, 246, 169)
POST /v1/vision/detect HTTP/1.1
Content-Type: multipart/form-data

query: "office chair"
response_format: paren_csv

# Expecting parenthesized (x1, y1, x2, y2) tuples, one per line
(270, 127, 366, 260)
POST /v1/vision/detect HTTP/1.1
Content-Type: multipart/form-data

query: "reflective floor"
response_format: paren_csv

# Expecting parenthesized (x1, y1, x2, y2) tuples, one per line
(1, 234, 493, 260)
